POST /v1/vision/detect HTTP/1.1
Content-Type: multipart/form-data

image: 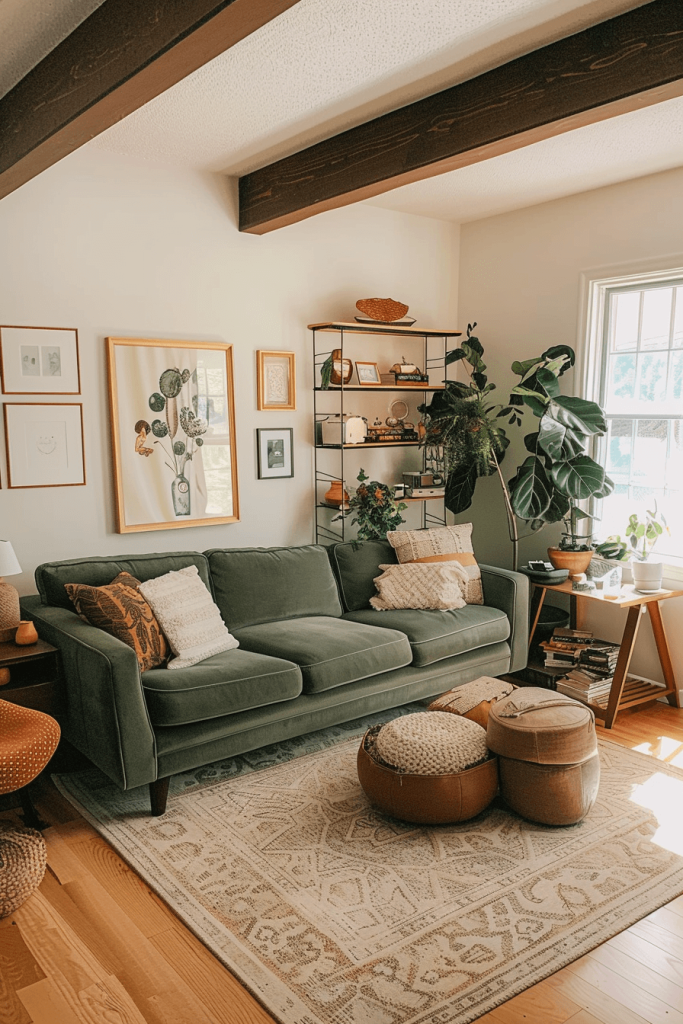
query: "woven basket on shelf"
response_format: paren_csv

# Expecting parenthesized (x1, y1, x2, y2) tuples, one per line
(0, 822, 47, 918)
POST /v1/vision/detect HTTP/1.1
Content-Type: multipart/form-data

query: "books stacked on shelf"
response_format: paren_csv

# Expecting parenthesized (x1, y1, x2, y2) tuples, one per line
(539, 627, 595, 669)
(578, 640, 620, 675)
(557, 666, 614, 703)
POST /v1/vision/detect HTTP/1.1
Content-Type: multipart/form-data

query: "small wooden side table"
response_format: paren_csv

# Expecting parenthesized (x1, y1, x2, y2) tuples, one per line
(528, 581, 682, 729)
(0, 639, 62, 717)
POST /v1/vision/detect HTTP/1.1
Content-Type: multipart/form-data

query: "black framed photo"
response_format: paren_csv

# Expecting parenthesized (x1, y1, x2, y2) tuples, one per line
(257, 428, 293, 479)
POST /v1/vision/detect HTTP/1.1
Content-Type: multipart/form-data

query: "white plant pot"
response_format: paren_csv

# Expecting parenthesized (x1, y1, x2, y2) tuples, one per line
(630, 559, 663, 594)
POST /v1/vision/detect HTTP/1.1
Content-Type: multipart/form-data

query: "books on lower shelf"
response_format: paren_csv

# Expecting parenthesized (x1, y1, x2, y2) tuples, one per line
(541, 627, 620, 672)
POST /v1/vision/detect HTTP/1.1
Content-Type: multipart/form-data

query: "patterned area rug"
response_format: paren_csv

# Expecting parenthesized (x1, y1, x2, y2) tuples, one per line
(56, 715, 683, 1024)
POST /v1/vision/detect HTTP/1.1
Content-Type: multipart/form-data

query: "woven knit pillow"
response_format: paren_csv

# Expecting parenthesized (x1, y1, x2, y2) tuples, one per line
(375, 712, 488, 774)
(386, 524, 483, 604)
(370, 563, 468, 611)
(65, 572, 168, 671)
(139, 565, 238, 670)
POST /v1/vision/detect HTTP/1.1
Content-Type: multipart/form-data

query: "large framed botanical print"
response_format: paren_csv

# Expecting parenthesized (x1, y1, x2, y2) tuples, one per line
(107, 337, 239, 533)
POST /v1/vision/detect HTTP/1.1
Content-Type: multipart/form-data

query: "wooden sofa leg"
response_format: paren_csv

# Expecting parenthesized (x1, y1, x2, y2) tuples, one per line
(149, 777, 170, 816)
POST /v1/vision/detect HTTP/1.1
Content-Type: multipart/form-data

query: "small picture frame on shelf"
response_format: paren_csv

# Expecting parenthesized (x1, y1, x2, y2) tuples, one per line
(257, 428, 293, 479)
(257, 351, 296, 410)
(354, 361, 381, 386)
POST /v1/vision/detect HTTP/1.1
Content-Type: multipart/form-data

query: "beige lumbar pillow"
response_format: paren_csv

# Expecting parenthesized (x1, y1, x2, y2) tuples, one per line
(139, 565, 238, 670)
(375, 712, 488, 774)
(386, 524, 484, 604)
(370, 563, 468, 611)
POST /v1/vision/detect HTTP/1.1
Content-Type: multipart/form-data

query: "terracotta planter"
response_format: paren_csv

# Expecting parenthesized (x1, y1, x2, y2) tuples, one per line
(14, 621, 38, 646)
(357, 734, 498, 824)
(547, 547, 593, 575)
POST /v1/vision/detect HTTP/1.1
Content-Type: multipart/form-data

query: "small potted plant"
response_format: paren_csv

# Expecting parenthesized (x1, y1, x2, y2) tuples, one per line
(342, 469, 408, 541)
(625, 505, 669, 593)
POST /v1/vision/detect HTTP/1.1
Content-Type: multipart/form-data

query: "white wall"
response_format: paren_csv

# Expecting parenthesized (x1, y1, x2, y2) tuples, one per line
(458, 165, 683, 686)
(0, 148, 459, 596)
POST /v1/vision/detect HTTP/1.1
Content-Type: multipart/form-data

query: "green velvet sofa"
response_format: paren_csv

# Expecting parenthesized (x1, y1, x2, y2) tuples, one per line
(22, 541, 528, 815)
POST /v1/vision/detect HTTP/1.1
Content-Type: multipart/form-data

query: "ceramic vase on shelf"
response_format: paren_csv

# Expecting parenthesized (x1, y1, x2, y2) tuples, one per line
(324, 481, 350, 509)
(15, 621, 38, 646)
(630, 559, 663, 594)
(330, 350, 353, 386)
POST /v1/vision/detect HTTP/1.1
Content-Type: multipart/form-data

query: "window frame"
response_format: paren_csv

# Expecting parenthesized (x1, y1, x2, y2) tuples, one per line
(579, 259, 683, 578)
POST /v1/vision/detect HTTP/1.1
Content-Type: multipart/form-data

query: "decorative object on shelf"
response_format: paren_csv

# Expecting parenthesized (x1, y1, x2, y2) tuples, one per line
(0, 542, 22, 643)
(356, 315, 416, 327)
(343, 469, 407, 540)
(4, 403, 85, 489)
(320, 413, 368, 445)
(257, 427, 293, 479)
(14, 621, 38, 646)
(323, 480, 350, 509)
(0, 325, 80, 394)
(389, 357, 428, 384)
(519, 564, 569, 585)
(256, 350, 296, 410)
(354, 361, 381, 385)
(107, 337, 239, 533)
(586, 556, 622, 594)
(320, 348, 353, 389)
(355, 298, 409, 322)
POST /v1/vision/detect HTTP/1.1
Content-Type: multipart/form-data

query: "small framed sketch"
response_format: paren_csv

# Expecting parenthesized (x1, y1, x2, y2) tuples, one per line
(355, 361, 381, 386)
(257, 428, 293, 479)
(0, 326, 80, 394)
(257, 350, 296, 410)
(4, 403, 85, 488)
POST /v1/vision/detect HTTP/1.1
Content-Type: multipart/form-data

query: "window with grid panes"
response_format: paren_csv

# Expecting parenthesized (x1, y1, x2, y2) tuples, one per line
(596, 280, 683, 561)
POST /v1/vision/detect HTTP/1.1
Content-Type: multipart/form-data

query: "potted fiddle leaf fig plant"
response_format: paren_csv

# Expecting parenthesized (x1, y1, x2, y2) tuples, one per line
(505, 349, 614, 573)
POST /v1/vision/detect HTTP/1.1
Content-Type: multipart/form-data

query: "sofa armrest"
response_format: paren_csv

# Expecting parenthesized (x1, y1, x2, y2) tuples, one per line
(21, 595, 157, 790)
(479, 565, 528, 673)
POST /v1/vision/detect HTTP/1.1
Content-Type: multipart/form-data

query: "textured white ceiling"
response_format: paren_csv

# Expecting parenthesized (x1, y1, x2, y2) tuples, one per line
(365, 96, 683, 223)
(0, 0, 106, 99)
(90, 0, 643, 175)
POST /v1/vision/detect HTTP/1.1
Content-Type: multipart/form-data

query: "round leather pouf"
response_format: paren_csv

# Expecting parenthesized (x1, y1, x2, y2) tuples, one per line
(0, 822, 47, 918)
(487, 688, 600, 826)
(357, 714, 498, 824)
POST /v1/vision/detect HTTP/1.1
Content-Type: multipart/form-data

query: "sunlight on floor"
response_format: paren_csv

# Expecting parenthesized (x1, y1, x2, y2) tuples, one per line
(633, 734, 683, 766)
(630, 772, 683, 855)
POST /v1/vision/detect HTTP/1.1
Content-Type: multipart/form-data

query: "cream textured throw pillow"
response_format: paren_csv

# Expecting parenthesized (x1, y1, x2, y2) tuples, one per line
(139, 565, 238, 670)
(386, 524, 484, 604)
(370, 563, 468, 611)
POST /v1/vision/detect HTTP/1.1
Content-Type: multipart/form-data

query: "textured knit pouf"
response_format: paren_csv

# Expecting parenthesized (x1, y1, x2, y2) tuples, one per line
(357, 712, 498, 824)
(486, 687, 600, 826)
(0, 822, 47, 918)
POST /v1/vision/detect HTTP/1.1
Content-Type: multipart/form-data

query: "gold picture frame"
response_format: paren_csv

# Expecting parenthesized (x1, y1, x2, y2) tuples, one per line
(354, 360, 381, 386)
(257, 350, 296, 410)
(107, 337, 240, 533)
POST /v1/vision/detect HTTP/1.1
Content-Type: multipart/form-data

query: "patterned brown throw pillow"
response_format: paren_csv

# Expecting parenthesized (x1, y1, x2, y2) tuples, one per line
(65, 572, 167, 671)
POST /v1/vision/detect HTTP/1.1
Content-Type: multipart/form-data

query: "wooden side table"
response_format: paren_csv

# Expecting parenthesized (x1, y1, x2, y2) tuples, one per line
(0, 639, 62, 717)
(528, 581, 682, 729)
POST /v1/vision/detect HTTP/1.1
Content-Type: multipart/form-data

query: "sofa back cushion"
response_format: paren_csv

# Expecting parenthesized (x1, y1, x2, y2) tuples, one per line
(36, 552, 212, 609)
(330, 540, 397, 611)
(206, 545, 342, 629)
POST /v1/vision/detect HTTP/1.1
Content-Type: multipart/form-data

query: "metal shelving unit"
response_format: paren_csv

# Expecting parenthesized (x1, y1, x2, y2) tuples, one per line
(310, 321, 462, 545)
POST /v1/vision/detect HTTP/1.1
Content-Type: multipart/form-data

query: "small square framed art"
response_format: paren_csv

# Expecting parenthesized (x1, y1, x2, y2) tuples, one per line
(0, 325, 80, 394)
(4, 402, 85, 487)
(354, 361, 381, 386)
(257, 428, 293, 479)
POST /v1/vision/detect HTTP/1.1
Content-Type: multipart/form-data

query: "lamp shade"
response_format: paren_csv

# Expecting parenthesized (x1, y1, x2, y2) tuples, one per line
(0, 542, 21, 578)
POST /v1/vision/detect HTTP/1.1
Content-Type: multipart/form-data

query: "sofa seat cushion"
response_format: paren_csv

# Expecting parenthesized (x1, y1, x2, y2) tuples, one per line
(232, 616, 412, 694)
(343, 605, 510, 668)
(142, 649, 302, 727)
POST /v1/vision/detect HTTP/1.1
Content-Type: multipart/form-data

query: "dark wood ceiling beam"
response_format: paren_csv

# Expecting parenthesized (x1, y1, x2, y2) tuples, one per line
(0, 0, 300, 201)
(239, 0, 683, 234)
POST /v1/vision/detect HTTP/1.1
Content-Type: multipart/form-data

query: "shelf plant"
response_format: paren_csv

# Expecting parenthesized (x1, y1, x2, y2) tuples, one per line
(344, 469, 408, 541)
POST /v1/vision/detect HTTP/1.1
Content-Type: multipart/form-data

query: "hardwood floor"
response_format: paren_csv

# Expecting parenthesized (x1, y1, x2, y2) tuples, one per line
(2, 703, 683, 1024)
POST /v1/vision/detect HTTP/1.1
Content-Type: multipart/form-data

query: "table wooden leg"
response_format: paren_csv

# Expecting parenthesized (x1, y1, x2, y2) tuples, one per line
(604, 605, 643, 729)
(528, 586, 547, 651)
(648, 600, 681, 708)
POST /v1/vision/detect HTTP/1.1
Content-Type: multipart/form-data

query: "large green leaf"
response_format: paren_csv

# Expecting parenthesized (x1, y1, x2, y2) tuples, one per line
(445, 348, 466, 365)
(537, 414, 587, 461)
(548, 396, 607, 436)
(544, 489, 570, 524)
(524, 431, 539, 453)
(550, 455, 606, 499)
(535, 367, 561, 398)
(542, 345, 575, 374)
(512, 357, 544, 376)
(445, 464, 478, 514)
(592, 473, 614, 499)
(509, 456, 552, 520)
